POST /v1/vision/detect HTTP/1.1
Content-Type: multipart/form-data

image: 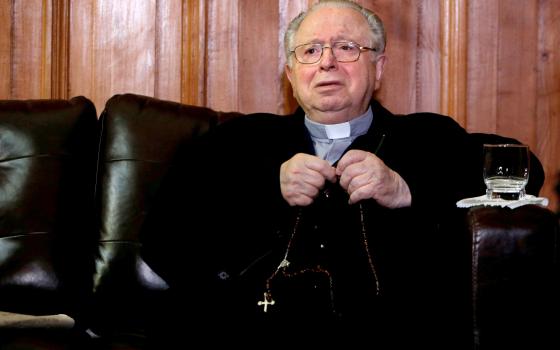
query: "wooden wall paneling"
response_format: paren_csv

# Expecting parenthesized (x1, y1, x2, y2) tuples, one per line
(466, 0, 499, 133)
(11, 0, 52, 99)
(238, 0, 280, 114)
(369, 1, 419, 115)
(181, 0, 207, 106)
(0, 1, 12, 97)
(537, 0, 560, 210)
(96, 0, 156, 109)
(278, 0, 312, 115)
(206, 0, 239, 112)
(69, 0, 95, 105)
(440, 0, 467, 126)
(154, 0, 182, 102)
(415, 0, 442, 114)
(1, 0, 557, 209)
(496, 0, 538, 146)
(51, 0, 70, 99)
(71, 0, 157, 112)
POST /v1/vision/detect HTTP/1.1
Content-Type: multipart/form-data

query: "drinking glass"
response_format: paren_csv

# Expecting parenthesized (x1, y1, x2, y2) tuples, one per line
(483, 144, 529, 200)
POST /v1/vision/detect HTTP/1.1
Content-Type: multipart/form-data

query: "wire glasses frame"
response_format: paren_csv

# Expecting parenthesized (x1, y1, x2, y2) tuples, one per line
(290, 41, 377, 64)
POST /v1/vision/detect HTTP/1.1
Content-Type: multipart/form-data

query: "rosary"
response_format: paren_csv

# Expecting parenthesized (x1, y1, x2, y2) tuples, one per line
(257, 201, 381, 313)
(258, 134, 386, 313)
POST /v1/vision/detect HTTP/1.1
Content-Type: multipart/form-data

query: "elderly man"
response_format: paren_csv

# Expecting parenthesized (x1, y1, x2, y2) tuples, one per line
(143, 0, 542, 346)
(281, 0, 410, 209)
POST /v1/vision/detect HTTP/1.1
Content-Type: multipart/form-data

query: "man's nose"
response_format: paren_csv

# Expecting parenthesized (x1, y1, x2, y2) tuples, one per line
(319, 46, 338, 69)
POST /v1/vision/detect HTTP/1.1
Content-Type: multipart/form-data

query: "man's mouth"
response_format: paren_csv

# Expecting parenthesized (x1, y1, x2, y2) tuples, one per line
(315, 80, 342, 88)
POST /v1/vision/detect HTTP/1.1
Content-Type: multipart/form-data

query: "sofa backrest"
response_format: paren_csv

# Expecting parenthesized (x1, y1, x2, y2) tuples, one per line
(88, 93, 239, 337)
(0, 96, 98, 317)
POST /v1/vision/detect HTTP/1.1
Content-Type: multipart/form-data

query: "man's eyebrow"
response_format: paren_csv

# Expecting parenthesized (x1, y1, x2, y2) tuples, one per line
(299, 37, 356, 45)
(299, 39, 324, 44)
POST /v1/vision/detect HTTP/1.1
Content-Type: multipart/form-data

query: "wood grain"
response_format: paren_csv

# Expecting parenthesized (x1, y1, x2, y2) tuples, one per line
(467, 0, 499, 133)
(11, 0, 51, 99)
(536, 0, 560, 209)
(371, 0, 418, 114)
(51, 0, 70, 99)
(278, 0, 309, 114)
(0, 1, 12, 96)
(69, 0, 95, 103)
(496, 0, 538, 145)
(238, 0, 281, 114)
(0, 0, 557, 210)
(154, 0, 182, 102)
(181, 0, 207, 106)
(416, 0, 441, 114)
(206, 0, 238, 112)
(440, 0, 467, 126)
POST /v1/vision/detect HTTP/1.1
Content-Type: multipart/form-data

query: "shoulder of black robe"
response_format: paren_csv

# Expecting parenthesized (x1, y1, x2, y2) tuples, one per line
(361, 100, 482, 211)
(140, 111, 306, 290)
(139, 126, 215, 288)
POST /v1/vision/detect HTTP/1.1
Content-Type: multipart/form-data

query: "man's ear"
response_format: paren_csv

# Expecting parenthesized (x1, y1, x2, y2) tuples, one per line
(374, 55, 386, 90)
(375, 55, 386, 81)
(285, 64, 294, 85)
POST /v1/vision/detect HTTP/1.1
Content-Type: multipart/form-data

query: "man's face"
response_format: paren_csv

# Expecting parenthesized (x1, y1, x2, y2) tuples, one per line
(285, 7, 385, 124)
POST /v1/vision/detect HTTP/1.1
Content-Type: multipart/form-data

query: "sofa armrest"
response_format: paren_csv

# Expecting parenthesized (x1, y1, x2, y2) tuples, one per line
(467, 205, 559, 349)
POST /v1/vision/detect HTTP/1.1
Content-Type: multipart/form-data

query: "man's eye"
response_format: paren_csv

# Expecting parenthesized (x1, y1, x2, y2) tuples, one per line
(339, 44, 355, 51)
(304, 47, 319, 55)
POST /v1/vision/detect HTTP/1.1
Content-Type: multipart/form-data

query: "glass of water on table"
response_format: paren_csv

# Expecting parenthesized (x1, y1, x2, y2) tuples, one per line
(483, 144, 529, 200)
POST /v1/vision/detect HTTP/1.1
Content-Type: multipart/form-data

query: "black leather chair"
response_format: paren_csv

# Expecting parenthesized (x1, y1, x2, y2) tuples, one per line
(0, 96, 98, 348)
(87, 94, 242, 347)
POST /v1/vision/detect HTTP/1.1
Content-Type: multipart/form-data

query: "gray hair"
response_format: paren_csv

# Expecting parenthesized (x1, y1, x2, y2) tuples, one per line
(284, 0, 386, 67)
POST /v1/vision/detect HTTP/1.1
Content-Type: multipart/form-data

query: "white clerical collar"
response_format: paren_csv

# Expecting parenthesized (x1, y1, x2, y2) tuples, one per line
(304, 107, 373, 140)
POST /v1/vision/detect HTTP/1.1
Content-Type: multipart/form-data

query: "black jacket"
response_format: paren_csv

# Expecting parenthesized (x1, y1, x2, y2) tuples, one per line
(142, 100, 544, 346)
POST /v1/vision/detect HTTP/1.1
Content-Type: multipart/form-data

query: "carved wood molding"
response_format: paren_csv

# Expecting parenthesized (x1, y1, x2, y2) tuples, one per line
(181, 0, 207, 106)
(51, 0, 70, 99)
(0, 2, 12, 96)
(440, 0, 467, 126)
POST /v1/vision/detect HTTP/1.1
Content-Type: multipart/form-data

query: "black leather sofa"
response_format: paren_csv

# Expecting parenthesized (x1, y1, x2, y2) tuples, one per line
(0, 94, 558, 349)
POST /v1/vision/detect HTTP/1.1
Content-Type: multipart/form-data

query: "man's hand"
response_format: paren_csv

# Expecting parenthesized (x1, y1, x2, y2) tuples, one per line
(280, 153, 337, 206)
(336, 149, 411, 208)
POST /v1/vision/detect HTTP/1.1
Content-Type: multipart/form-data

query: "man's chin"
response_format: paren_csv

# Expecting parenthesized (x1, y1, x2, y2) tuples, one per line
(307, 105, 356, 123)
(315, 101, 350, 114)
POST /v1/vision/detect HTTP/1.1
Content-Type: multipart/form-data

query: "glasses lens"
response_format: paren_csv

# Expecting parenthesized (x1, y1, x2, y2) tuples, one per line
(333, 42, 360, 62)
(295, 43, 322, 64)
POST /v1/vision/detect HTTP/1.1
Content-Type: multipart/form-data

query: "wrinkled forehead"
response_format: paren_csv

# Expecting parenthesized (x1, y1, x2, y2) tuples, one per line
(295, 7, 371, 45)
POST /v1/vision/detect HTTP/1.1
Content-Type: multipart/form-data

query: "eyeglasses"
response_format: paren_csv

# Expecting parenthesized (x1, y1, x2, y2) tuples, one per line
(291, 41, 377, 64)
